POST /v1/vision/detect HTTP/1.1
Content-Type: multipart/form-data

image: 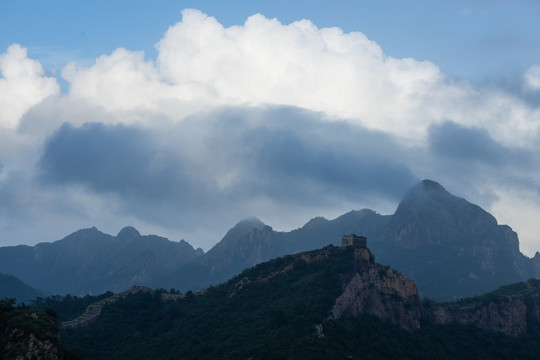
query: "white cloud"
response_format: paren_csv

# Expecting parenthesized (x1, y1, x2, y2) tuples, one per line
(0, 44, 60, 129)
(58, 9, 450, 140)
(155, 9, 447, 140)
(56, 9, 540, 148)
(63, 48, 168, 112)
(524, 64, 540, 91)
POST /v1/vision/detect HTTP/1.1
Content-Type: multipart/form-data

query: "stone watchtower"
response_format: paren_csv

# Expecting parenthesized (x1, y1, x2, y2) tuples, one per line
(341, 234, 367, 248)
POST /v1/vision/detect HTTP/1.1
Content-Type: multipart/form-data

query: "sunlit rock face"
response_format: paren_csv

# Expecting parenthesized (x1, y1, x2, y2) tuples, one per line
(330, 247, 422, 331)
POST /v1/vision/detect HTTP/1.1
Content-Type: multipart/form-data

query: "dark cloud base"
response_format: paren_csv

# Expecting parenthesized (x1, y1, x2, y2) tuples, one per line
(38, 106, 419, 227)
(34, 104, 540, 251)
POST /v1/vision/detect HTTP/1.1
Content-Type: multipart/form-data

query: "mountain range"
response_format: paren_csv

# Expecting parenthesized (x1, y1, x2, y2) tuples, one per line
(36, 244, 540, 359)
(0, 227, 202, 295)
(0, 179, 539, 301)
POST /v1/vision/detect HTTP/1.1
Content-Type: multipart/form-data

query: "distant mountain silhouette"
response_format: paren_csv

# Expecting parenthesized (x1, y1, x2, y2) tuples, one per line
(0, 226, 203, 296)
(375, 179, 534, 300)
(165, 179, 537, 300)
(0, 273, 45, 303)
(147, 209, 390, 292)
(0, 179, 538, 301)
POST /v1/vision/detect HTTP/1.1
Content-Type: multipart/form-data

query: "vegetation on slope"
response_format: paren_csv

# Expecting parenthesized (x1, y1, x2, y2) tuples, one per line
(32, 245, 540, 360)
(0, 298, 79, 359)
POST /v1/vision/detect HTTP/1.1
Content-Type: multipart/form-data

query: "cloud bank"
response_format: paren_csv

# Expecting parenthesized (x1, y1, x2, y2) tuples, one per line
(2, 9, 540, 255)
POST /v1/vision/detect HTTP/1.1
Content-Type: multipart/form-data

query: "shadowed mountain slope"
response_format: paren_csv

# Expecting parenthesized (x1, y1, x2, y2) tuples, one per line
(147, 209, 390, 291)
(39, 244, 540, 360)
(0, 227, 203, 296)
(154, 180, 536, 300)
(0, 273, 45, 304)
(375, 180, 534, 300)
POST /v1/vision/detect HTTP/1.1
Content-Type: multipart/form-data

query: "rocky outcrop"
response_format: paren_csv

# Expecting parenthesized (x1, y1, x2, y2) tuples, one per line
(6, 332, 61, 360)
(327, 246, 540, 336)
(429, 279, 540, 336)
(433, 300, 528, 336)
(330, 248, 422, 330)
(1, 301, 64, 360)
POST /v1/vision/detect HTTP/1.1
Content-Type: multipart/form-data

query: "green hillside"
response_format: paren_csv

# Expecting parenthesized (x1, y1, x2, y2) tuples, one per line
(32, 245, 540, 359)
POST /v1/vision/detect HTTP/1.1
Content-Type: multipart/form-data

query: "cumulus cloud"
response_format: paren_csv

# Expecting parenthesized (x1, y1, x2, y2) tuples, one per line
(55, 9, 540, 148)
(63, 48, 174, 114)
(0, 44, 60, 129)
(56, 10, 447, 140)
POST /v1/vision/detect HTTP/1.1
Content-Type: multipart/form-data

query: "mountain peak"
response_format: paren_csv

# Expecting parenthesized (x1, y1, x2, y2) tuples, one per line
(394, 179, 456, 215)
(235, 217, 265, 229)
(419, 179, 447, 192)
(386, 179, 499, 250)
(224, 217, 266, 240)
(206, 217, 267, 257)
(302, 216, 329, 231)
(406, 179, 449, 199)
(116, 226, 141, 240)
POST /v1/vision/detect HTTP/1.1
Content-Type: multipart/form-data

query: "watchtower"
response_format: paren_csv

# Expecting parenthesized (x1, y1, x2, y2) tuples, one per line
(341, 234, 367, 248)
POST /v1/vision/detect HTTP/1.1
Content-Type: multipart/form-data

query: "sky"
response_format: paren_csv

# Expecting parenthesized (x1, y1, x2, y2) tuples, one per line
(1, 1, 540, 255)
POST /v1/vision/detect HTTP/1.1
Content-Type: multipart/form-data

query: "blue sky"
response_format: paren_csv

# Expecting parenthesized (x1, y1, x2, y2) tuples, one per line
(1, 1, 540, 255)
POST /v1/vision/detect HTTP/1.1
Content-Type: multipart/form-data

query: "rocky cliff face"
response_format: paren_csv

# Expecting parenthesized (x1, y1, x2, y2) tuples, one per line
(1, 300, 65, 360)
(429, 279, 540, 336)
(328, 247, 540, 336)
(329, 247, 422, 331)
(4, 331, 62, 360)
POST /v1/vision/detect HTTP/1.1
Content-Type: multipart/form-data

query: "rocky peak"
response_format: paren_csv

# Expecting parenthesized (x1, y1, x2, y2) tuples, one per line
(55, 226, 109, 245)
(116, 226, 141, 240)
(236, 216, 265, 228)
(376, 179, 530, 300)
(397, 179, 452, 211)
(206, 217, 266, 256)
(384, 179, 498, 249)
(301, 216, 329, 231)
